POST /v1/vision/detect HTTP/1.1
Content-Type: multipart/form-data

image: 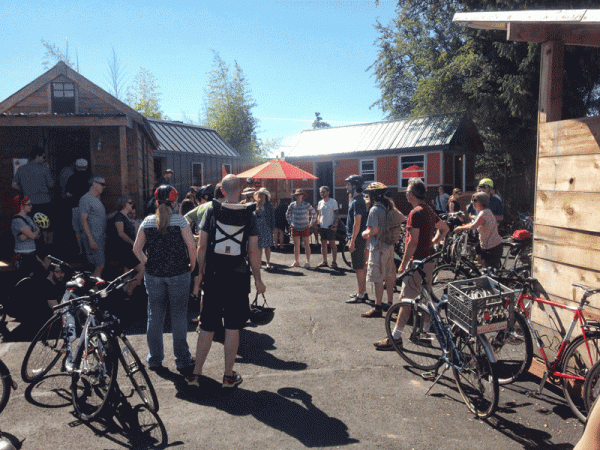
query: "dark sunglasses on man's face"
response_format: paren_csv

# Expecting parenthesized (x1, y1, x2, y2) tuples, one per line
(96, 182, 106, 186)
(472, 198, 478, 203)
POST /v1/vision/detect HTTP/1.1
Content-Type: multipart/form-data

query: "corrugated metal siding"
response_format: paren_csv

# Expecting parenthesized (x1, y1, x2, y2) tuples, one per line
(148, 119, 239, 158)
(286, 112, 466, 158)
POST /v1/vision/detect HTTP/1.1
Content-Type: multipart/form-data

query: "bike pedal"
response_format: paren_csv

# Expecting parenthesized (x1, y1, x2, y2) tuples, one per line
(421, 371, 436, 381)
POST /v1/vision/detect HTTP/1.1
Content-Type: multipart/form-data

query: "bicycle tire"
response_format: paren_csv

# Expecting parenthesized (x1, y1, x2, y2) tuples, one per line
(512, 249, 532, 278)
(117, 335, 159, 413)
(452, 331, 499, 419)
(0, 359, 12, 415)
(385, 301, 443, 371)
(561, 331, 600, 423)
(21, 314, 66, 383)
(583, 359, 600, 415)
(489, 312, 533, 385)
(71, 331, 118, 421)
(431, 263, 473, 299)
(339, 241, 352, 269)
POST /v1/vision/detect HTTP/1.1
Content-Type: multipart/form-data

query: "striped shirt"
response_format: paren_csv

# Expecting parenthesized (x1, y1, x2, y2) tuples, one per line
(286, 201, 316, 231)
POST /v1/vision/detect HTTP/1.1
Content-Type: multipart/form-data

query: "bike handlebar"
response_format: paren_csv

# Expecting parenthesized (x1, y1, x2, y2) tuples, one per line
(397, 251, 441, 281)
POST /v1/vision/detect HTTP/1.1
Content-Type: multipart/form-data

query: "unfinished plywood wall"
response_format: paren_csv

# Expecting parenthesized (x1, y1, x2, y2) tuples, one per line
(533, 115, 600, 314)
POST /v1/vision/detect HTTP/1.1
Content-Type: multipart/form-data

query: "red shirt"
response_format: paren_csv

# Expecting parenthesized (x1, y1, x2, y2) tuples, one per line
(405, 204, 439, 260)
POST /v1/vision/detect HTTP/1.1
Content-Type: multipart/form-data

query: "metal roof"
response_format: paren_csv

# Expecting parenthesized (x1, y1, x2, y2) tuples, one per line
(148, 119, 240, 158)
(286, 111, 467, 159)
(453, 9, 600, 31)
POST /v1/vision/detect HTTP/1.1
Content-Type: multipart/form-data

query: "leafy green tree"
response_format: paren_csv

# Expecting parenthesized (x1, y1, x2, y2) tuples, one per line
(201, 53, 259, 162)
(126, 68, 163, 119)
(370, 0, 600, 212)
(312, 112, 331, 129)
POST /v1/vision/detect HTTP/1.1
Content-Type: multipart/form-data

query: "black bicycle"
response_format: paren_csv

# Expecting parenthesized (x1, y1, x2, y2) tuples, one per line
(0, 357, 16, 415)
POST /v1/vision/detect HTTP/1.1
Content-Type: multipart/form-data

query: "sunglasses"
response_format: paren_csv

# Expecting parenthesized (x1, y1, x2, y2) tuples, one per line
(472, 198, 478, 203)
(127, 200, 134, 204)
(96, 181, 106, 186)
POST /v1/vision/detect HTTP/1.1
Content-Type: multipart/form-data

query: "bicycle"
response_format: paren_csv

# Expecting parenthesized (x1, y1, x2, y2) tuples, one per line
(384, 255, 500, 418)
(0, 356, 16, 415)
(62, 270, 158, 421)
(20, 256, 97, 384)
(431, 233, 481, 298)
(487, 274, 600, 423)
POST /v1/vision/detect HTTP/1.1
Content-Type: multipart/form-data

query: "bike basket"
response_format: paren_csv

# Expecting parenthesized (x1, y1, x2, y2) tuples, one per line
(447, 276, 515, 336)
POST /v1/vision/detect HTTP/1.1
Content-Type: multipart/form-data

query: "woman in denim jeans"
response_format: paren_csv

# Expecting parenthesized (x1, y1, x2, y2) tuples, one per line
(133, 185, 197, 373)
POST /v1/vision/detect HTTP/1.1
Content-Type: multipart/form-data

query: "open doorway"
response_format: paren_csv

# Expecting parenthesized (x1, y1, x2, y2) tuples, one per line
(47, 128, 90, 182)
(316, 161, 334, 202)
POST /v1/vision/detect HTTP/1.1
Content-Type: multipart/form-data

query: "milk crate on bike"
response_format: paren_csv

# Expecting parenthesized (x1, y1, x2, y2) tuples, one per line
(447, 276, 516, 336)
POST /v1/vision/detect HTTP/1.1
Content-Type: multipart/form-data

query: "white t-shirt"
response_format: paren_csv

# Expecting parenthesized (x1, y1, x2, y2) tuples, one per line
(317, 198, 338, 229)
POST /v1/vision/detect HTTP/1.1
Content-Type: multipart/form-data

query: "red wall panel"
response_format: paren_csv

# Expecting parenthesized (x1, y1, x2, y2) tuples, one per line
(427, 153, 440, 185)
(377, 155, 398, 186)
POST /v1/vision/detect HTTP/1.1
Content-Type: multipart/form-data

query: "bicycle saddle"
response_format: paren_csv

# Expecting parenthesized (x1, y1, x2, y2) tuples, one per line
(572, 283, 600, 295)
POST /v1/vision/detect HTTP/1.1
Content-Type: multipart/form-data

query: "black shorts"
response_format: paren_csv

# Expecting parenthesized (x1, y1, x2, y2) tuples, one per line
(351, 235, 367, 270)
(200, 271, 251, 331)
(318, 227, 336, 241)
(476, 243, 503, 268)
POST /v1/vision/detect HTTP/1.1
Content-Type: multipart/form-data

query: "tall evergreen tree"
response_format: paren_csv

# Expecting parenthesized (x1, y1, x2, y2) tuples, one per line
(370, 0, 600, 211)
(202, 53, 260, 162)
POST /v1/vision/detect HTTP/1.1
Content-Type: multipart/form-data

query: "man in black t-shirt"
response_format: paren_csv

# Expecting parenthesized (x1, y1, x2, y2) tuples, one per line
(345, 175, 369, 304)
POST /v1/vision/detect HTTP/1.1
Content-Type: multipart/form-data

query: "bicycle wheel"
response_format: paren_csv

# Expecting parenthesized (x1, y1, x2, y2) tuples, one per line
(561, 331, 600, 423)
(489, 312, 533, 385)
(21, 314, 66, 383)
(0, 359, 12, 415)
(431, 264, 472, 299)
(339, 241, 352, 269)
(512, 249, 532, 278)
(71, 331, 117, 421)
(117, 335, 159, 413)
(452, 331, 499, 419)
(583, 360, 600, 414)
(385, 301, 443, 371)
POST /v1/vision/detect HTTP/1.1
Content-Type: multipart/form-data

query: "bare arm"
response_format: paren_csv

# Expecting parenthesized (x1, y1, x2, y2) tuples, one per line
(80, 213, 97, 250)
(181, 225, 197, 273)
(399, 227, 419, 272)
(454, 214, 485, 233)
(19, 225, 40, 240)
(132, 228, 147, 265)
(433, 219, 449, 245)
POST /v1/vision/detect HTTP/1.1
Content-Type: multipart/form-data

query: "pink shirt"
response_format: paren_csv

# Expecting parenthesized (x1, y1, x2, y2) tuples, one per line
(476, 209, 502, 250)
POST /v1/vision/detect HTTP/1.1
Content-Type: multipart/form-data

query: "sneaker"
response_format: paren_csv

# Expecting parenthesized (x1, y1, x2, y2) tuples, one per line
(290, 261, 300, 268)
(382, 303, 393, 312)
(222, 371, 243, 388)
(186, 374, 201, 387)
(148, 364, 167, 373)
(410, 332, 436, 347)
(346, 293, 369, 304)
(330, 262, 338, 270)
(373, 337, 402, 351)
(177, 359, 196, 375)
(361, 308, 382, 318)
(304, 262, 310, 269)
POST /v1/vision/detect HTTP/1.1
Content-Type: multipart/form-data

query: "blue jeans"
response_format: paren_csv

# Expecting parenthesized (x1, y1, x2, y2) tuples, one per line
(145, 272, 193, 369)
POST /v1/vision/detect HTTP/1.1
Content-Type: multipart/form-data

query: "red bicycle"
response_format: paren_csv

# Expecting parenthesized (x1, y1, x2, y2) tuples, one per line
(488, 275, 600, 423)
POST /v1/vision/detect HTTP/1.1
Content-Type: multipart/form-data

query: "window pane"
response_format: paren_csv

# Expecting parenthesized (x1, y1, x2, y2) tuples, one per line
(54, 91, 64, 98)
(361, 160, 374, 171)
(64, 90, 75, 97)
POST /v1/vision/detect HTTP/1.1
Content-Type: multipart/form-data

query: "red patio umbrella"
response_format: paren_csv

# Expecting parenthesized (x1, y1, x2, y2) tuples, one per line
(402, 164, 424, 178)
(236, 159, 318, 180)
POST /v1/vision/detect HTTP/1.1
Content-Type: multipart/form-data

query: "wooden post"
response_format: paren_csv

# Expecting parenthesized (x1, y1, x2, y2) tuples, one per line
(538, 41, 564, 124)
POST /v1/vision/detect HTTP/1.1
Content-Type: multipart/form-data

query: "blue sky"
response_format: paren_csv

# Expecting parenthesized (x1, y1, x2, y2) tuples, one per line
(1, 0, 399, 155)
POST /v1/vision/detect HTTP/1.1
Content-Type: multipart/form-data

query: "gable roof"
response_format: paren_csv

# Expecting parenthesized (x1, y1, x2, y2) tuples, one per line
(0, 61, 158, 146)
(148, 119, 240, 158)
(286, 111, 474, 159)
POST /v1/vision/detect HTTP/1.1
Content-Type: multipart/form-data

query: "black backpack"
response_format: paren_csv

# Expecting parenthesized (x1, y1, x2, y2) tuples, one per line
(207, 201, 254, 271)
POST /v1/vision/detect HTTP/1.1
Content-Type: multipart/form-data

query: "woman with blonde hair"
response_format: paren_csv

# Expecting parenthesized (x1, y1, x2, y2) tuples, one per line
(133, 185, 197, 373)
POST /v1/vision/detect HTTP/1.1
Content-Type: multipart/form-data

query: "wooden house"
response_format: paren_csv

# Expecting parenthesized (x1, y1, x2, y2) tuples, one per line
(148, 119, 240, 196)
(454, 9, 600, 374)
(284, 111, 482, 214)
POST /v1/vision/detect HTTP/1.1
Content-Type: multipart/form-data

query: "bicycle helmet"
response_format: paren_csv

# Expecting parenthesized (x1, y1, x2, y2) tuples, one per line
(364, 182, 387, 193)
(33, 212, 50, 229)
(249, 293, 275, 326)
(196, 184, 215, 202)
(345, 175, 364, 192)
(478, 178, 494, 188)
(154, 184, 178, 204)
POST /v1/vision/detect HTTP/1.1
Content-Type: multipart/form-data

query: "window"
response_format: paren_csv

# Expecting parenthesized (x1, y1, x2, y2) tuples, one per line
(191, 162, 202, 187)
(51, 82, 76, 113)
(399, 155, 425, 188)
(360, 159, 375, 183)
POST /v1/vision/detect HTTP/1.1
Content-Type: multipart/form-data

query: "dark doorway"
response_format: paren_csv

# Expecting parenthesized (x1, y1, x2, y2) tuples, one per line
(453, 154, 464, 191)
(316, 162, 334, 202)
(46, 128, 90, 182)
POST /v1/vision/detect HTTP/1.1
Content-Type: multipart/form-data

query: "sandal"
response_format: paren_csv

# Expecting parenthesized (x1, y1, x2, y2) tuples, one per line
(317, 262, 328, 268)
(330, 262, 338, 270)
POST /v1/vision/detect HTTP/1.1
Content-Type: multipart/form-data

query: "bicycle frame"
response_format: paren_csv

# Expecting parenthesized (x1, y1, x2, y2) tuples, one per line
(512, 291, 597, 383)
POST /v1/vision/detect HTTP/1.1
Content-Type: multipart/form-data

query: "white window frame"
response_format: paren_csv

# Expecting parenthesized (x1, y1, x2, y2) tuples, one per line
(191, 162, 203, 187)
(398, 154, 426, 190)
(360, 158, 376, 185)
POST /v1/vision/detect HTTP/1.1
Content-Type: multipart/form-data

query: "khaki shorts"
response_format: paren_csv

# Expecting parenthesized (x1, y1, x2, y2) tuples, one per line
(367, 245, 396, 284)
(400, 260, 435, 299)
